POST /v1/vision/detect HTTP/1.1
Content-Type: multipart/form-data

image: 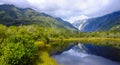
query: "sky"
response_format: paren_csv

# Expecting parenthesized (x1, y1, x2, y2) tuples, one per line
(0, 0, 120, 23)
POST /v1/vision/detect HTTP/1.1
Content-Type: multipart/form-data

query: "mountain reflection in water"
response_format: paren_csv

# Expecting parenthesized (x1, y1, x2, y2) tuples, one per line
(52, 43, 120, 65)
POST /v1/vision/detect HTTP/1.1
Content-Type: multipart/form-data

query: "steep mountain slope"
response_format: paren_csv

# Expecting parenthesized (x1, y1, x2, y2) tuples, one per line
(73, 11, 120, 32)
(0, 4, 76, 31)
(56, 18, 78, 30)
(73, 20, 88, 31)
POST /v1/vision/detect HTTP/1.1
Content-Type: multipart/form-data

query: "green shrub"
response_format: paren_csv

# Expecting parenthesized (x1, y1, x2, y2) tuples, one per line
(0, 35, 38, 65)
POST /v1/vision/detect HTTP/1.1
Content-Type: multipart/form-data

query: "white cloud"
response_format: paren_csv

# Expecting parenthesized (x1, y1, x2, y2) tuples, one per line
(0, 2, 4, 5)
(0, 0, 120, 23)
(67, 15, 89, 23)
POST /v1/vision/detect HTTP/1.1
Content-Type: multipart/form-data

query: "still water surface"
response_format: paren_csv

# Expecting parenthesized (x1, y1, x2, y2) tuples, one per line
(52, 43, 120, 65)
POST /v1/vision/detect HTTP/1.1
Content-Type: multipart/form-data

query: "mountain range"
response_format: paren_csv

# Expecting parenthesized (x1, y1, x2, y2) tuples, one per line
(0, 4, 77, 31)
(0, 4, 120, 32)
(73, 11, 120, 32)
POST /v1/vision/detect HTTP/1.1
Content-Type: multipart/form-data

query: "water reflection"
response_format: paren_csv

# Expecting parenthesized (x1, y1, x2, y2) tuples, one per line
(52, 43, 120, 65)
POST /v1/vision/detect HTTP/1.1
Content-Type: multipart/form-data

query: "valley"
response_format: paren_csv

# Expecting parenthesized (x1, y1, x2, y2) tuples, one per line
(0, 4, 120, 65)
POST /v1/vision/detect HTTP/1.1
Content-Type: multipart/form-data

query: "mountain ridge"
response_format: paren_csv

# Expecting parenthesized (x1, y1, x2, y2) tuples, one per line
(73, 11, 120, 32)
(0, 4, 77, 31)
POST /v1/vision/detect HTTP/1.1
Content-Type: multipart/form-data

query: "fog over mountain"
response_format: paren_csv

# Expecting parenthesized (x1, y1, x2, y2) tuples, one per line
(0, 0, 120, 23)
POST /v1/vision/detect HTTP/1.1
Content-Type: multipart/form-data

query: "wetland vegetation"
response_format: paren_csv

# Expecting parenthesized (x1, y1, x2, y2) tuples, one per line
(0, 24, 120, 65)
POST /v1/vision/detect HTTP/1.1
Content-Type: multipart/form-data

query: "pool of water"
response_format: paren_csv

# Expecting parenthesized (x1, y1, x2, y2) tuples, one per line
(52, 43, 120, 65)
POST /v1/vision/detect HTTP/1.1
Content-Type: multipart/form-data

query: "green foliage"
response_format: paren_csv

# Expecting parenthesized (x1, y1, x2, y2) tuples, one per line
(0, 24, 74, 65)
(0, 42, 25, 65)
(0, 35, 38, 65)
(0, 24, 119, 65)
(72, 31, 120, 38)
(0, 25, 38, 65)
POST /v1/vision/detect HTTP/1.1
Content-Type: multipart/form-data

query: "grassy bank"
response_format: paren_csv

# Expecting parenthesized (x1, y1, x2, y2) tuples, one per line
(34, 37, 120, 65)
(50, 37, 120, 49)
(50, 37, 120, 42)
(36, 52, 57, 65)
